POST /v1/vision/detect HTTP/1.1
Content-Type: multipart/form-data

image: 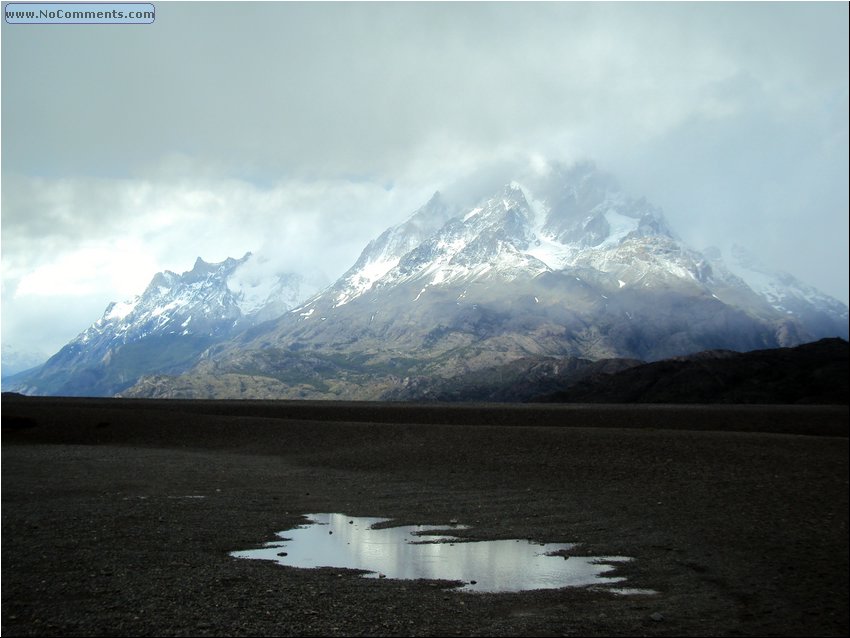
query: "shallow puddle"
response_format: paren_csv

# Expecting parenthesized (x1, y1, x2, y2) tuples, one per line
(230, 513, 654, 593)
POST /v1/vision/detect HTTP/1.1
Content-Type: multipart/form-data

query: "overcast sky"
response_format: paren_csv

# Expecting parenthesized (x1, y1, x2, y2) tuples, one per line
(2, 1, 848, 363)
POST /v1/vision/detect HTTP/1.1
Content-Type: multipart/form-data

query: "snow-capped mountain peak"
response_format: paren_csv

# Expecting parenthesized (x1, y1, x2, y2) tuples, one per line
(290, 162, 848, 361)
(314, 172, 688, 313)
(78, 253, 328, 348)
(7, 253, 325, 396)
(80, 253, 251, 348)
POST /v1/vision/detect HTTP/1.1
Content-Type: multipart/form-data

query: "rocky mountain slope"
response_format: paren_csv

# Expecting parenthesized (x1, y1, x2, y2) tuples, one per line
(120, 161, 849, 400)
(382, 355, 645, 403)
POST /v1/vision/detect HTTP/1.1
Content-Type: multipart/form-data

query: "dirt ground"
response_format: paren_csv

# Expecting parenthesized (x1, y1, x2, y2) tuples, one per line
(2, 396, 848, 636)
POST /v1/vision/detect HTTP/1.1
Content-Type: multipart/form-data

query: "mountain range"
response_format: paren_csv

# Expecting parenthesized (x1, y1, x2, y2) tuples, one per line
(5, 161, 848, 399)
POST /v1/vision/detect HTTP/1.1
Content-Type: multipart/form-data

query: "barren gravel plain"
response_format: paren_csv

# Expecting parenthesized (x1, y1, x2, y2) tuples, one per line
(2, 396, 848, 637)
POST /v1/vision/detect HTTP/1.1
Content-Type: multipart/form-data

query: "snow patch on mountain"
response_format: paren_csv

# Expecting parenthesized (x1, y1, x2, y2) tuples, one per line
(598, 210, 641, 249)
(463, 207, 483, 222)
(333, 257, 400, 307)
(525, 234, 576, 270)
(105, 300, 138, 321)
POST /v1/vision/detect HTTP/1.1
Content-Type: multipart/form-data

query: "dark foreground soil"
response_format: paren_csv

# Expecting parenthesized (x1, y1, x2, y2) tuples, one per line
(2, 397, 848, 637)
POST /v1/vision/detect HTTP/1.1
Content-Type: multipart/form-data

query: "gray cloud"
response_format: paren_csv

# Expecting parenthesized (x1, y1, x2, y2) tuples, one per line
(6, 2, 843, 179)
(2, 1, 847, 359)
